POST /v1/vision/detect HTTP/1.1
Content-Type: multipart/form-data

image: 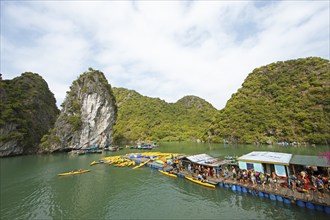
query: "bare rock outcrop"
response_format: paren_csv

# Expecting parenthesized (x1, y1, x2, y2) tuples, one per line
(40, 68, 117, 152)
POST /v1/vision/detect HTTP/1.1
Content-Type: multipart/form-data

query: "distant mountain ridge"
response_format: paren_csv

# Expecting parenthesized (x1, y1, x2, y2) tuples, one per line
(207, 57, 330, 145)
(112, 87, 217, 143)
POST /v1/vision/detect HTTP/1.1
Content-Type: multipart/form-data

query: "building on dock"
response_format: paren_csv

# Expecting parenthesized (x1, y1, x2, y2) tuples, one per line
(179, 153, 229, 177)
(289, 154, 330, 177)
(237, 151, 292, 178)
(181, 153, 228, 167)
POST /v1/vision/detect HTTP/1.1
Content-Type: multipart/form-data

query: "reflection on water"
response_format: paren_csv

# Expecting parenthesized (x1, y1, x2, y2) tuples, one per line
(1, 143, 329, 219)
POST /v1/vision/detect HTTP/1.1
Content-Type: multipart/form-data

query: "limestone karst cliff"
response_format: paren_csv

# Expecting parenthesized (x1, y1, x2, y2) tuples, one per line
(39, 68, 117, 152)
(0, 72, 59, 157)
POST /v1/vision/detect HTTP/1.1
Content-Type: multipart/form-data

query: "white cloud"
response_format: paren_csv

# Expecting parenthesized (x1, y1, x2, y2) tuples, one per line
(1, 1, 329, 109)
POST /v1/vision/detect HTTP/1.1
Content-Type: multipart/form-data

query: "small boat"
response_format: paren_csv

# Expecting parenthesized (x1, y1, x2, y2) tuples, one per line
(137, 143, 153, 150)
(132, 159, 150, 169)
(58, 169, 90, 176)
(155, 159, 165, 165)
(86, 150, 101, 154)
(225, 155, 237, 160)
(185, 176, 215, 188)
(77, 151, 86, 155)
(104, 146, 118, 152)
(90, 161, 99, 166)
(159, 170, 177, 178)
(224, 155, 238, 165)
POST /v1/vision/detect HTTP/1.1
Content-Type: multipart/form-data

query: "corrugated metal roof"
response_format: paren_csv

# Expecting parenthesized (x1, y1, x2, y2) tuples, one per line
(185, 154, 227, 167)
(290, 155, 330, 167)
(187, 154, 216, 163)
(238, 151, 292, 165)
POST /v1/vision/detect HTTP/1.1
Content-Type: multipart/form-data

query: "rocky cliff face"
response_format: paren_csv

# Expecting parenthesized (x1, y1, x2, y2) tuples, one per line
(0, 73, 59, 157)
(40, 69, 117, 152)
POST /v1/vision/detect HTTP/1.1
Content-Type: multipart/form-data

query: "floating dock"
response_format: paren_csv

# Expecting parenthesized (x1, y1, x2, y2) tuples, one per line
(100, 153, 330, 213)
(173, 169, 330, 212)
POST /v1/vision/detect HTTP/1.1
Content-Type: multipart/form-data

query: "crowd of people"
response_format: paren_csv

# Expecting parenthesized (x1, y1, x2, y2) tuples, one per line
(231, 167, 329, 197)
(183, 162, 329, 197)
(288, 171, 329, 197)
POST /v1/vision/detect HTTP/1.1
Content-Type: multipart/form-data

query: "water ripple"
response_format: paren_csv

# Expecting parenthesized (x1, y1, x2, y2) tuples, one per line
(2, 153, 330, 219)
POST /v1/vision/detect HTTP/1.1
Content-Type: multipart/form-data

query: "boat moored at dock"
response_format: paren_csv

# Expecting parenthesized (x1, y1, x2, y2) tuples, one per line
(185, 176, 216, 188)
(158, 170, 177, 178)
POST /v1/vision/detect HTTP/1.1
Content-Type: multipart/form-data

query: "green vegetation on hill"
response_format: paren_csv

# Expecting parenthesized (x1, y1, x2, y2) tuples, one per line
(207, 57, 330, 145)
(0, 73, 59, 155)
(112, 88, 217, 144)
(2, 57, 328, 154)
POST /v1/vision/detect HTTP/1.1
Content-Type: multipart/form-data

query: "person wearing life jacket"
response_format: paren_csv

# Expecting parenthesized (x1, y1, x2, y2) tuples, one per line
(271, 172, 278, 190)
(201, 173, 207, 182)
(232, 166, 237, 179)
(237, 169, 242, 183)
(195, 164, 198, 174)
(317, 177, 325, 198)
(251, 171, 257, 186)
(243, 170, 248, 184)
(290, 174, 297, 191)
(188, 163, 192, 173)
(212, 167, 216, 178)
(207, 167, 211, 177)
(224, 167, 229, 177)
(259, 173, 265, 189)
(256, 172, 262, 185)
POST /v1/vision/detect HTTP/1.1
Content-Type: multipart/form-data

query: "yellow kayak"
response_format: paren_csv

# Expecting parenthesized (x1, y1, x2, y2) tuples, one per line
(185, 176, 216, 188)
(90, 161, 99, 166)
(132, 159, 150, 169)
(58, 169, 90, 176)
(158, 170, 177, 178)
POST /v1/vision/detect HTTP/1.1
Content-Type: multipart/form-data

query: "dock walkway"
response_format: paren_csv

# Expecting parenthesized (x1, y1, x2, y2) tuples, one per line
(174, 169, 330, 207)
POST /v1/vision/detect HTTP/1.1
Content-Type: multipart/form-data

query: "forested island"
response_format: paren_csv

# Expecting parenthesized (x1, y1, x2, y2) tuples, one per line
(207, 57, 329, 145)
(0, 57, 329, 156)
(0, 73, 59, 156)
(112, 88, 217, 143)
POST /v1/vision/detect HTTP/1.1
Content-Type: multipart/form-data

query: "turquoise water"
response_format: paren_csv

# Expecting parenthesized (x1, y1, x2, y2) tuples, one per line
(1, 143, 329, 219)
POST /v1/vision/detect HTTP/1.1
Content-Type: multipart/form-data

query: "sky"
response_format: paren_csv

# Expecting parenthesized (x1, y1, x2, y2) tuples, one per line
(1, 1, 329, 110)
